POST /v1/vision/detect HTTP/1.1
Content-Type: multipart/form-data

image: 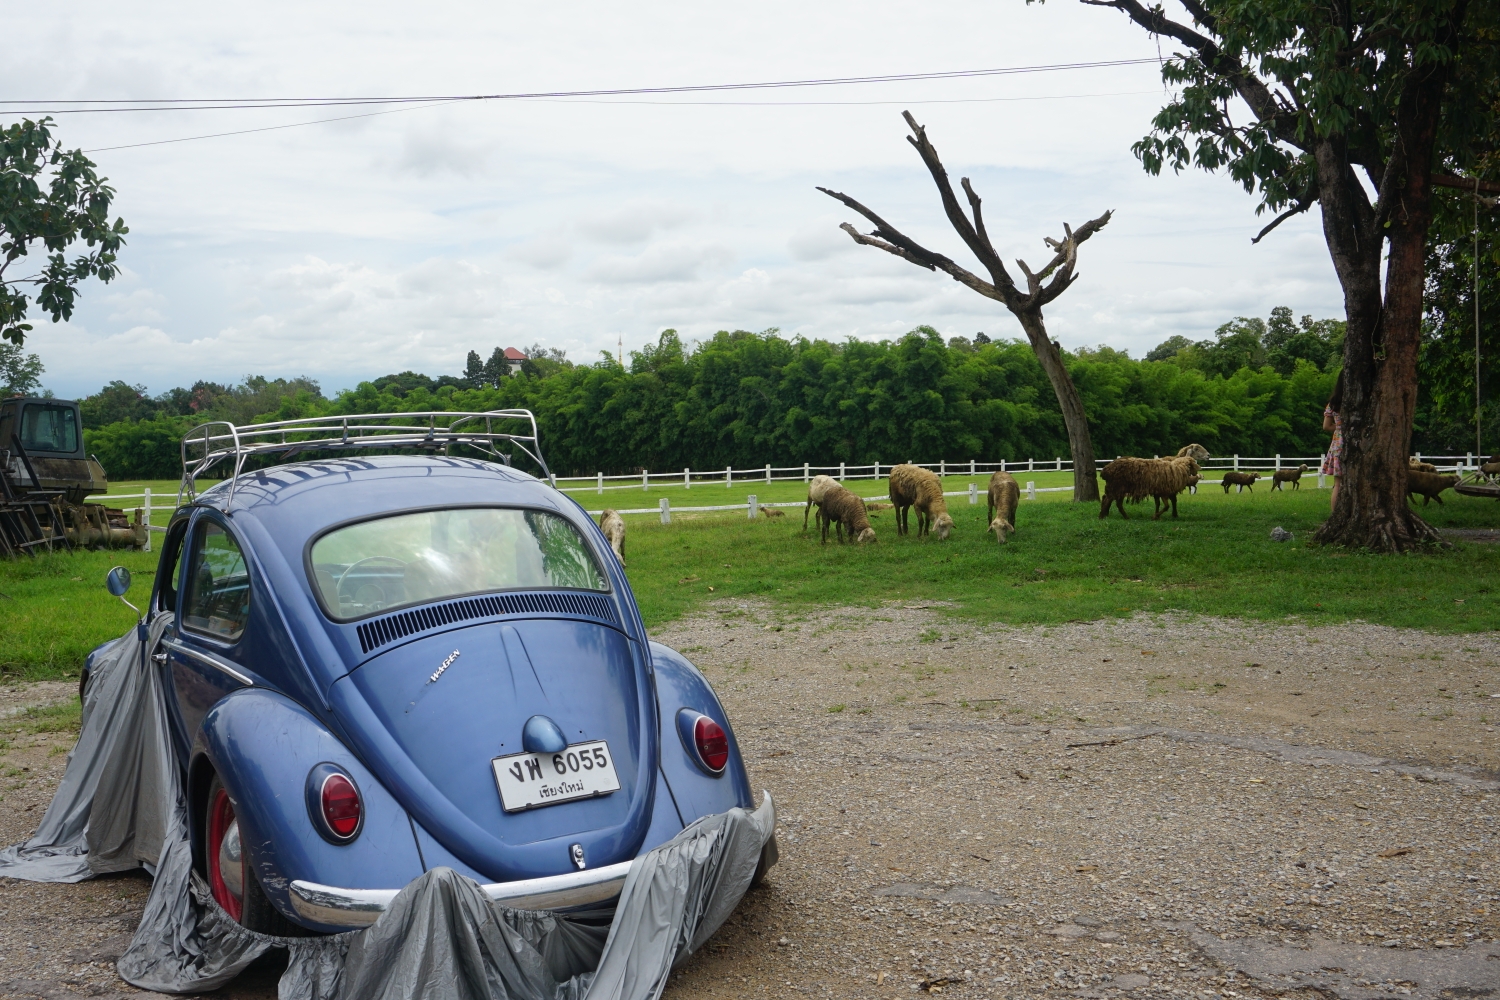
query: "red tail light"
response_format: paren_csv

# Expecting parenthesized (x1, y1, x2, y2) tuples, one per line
(693, 716, 729, 772)
(321, 773, 362, 838)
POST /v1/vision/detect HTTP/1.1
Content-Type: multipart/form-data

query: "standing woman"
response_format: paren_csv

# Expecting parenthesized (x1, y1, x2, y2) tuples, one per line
(1321, 371, 1345, 509)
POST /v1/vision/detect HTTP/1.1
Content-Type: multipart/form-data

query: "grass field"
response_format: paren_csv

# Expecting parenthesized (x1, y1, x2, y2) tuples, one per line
(2, 474, 1496, 681)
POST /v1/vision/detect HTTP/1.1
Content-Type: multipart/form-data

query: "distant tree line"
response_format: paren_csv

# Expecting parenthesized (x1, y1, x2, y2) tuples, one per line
(70, 311, 1364, 481)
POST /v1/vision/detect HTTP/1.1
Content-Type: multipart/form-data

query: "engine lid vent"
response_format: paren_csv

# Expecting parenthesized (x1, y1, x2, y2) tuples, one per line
(355, 591, 618, 654)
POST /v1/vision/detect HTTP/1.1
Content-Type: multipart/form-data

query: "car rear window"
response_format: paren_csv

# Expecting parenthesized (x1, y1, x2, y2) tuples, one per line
(310, 507, 608, 622)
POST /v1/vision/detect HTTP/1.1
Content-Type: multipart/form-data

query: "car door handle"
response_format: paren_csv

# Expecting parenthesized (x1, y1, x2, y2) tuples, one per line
(152, 651, 167, 665)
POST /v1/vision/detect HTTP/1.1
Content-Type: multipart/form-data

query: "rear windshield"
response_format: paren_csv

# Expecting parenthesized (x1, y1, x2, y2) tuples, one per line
(20, 404, 79, 454)
(310, 507, 607, 621)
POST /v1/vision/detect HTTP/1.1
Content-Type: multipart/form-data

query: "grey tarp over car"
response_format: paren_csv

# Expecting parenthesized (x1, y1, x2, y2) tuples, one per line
(0, 620, 777, 1000)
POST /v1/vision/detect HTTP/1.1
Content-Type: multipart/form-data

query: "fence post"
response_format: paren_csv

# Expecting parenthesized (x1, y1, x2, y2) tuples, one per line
(1415, 452, 1422, 465)
(660, 498, 671, 524)
(969, 459, 975, 476)
(968, 483, 977, 505)
(1318, 471, 1326, 489)
(1467, 451, 1474, 469)
(748, 494, 758, 519)
(597, 472, 603, 495)
(874, 461, 880, 480)
(1055, 457, 1061, 471)
(839, 461, 845, 481)
(684, 467, 690, 489)
(803, 462, 809, 482)
(1275, 453, 1281, 470)
(1234, 454, 1240, 471)
(725, 466, 731, 488)
(765, 463, 771, 484)
(940, 459, 946, 477)
(1028, 457, 1034, 472)
(1026, 480, 1036, 500)
(642, 469, 649, 491)
(143, 488, 152, 553)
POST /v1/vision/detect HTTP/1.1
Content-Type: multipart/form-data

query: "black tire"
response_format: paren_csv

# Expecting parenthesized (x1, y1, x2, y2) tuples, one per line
(203, 774, 306, 936)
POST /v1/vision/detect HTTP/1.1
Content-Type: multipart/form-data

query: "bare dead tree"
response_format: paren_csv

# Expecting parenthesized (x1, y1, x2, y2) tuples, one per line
(819, 111, 1110, 502)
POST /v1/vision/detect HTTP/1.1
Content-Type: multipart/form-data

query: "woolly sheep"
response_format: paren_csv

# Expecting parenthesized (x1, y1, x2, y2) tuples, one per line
(1270, 464, 1310, 491)
(1220, 470, 1261, 493)
(803, 474, 839, 531)
(986, 470, 1019, 544)
(1407, 469, 1460, 506)
(1098, 456, 1198, 520)
(598, 509, 626, 566)
(1408, 459, 1438, 474)
(816, 484, 876, 545)
(888, 464, 954, 540)
(1176, 443, 1210, 464)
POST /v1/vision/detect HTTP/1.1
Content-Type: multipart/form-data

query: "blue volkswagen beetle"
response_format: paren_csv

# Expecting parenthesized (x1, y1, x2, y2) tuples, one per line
(89, 412, 773, 933)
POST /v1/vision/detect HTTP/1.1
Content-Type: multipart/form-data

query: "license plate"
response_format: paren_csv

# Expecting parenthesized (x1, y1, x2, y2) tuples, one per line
(491, 740, 621, 812)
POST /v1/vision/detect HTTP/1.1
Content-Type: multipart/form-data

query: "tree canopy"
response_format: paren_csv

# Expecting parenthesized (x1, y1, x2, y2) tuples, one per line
(0, 118, 128, 346)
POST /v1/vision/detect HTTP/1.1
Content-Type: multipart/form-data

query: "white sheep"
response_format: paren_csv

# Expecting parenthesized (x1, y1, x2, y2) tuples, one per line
(598, 509, 626, 566)
(804, 474, 839, 532)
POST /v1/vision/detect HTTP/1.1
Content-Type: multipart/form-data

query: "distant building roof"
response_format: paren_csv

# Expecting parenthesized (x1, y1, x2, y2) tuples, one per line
(503, 347, 527, 360)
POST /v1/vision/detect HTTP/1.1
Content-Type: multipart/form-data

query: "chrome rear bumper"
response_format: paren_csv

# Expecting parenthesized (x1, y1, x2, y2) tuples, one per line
(289, 859, 634, 928)
(287, 792, 776, 929)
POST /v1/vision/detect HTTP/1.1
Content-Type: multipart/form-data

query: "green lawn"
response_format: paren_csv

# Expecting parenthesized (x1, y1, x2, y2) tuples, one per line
(3, 476, 1495, 681)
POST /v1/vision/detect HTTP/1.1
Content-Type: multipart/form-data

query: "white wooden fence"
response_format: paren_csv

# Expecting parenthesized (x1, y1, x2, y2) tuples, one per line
(90, 452, 1487, 536)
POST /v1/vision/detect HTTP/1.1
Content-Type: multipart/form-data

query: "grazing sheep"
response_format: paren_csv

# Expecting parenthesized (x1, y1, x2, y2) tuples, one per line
(1407, 469, 1460, 506)
(1185, 472, 1201, 494)
(803, 474, 839, 531)
(760, 507, 785, 518)
(888, 464, 955, 540)
(986, 470, 1020, 544)
(816, 484, 876, 544)
(1482, 455, 1500, 476)
(1099, 456, 1198, 520)
(598, 509, 626, 566)
(1176, 443, 1210, 464)
(865, 502, 893, 512)
(1270, 464, 1310, 491)
(1409, 459, 1438, 474)
(1220, 471, 1261, 493)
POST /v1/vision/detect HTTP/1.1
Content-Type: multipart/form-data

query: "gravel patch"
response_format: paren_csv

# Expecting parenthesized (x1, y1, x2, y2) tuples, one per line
(1, 605, 1494, 999)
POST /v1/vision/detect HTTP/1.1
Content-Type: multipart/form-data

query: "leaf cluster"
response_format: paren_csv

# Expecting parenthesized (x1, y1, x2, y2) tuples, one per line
(0, 118, 128, 345)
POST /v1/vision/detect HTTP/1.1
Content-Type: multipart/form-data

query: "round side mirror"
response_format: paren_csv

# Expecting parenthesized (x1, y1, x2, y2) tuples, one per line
(105, 566, 133, 597)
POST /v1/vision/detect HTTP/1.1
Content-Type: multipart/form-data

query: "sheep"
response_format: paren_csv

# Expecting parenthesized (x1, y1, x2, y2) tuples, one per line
(865, 502, 893, 512)
(1185, 472, 1202, 494)
(598, 509, 626, 566)
(1270, 464, 1310, 491)
(887, 464, 954, 540)
(760, 507, 785, 518)
(1409, 459, 1438, 474)
(1220, 471, 1261, 493)
(816, 484, 876, 544)
(1098, 456, 1198, 520)
(1407, 469, 1460, 506)
(803, 474, 839, 532)
(1483, 455, 1500, 476)
(1176, 443, 1210, 464)
(986, 470, 1019, 544)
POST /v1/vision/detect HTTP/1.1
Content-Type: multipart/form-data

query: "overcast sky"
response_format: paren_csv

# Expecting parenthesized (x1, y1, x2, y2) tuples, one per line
(10, 1, 1344, 400)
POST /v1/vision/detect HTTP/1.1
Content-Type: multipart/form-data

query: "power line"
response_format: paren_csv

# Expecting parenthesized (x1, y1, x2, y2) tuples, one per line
(7, 58, 1160, 115)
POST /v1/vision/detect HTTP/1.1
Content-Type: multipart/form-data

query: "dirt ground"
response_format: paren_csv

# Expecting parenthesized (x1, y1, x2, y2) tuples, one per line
(1, 605, 1497, 1000)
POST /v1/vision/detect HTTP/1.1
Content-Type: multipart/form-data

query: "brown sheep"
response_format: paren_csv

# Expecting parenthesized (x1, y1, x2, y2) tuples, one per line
(1408, 459, 1438, 474)
(1185, 472, 1201, 494)
(1407, 469, 1460, 506)
(1098, 456, 1198, 520)
(598, 509, 626, 566)
(986, 470, 1019, 544)
(816, 484, 876, 544)
(1270, 464, 1309, 491)
(1482, 456, 1500, 477)
(803, 474, 839, 531)
(1176, 443, 1210, 464)
(760, 507, 785, 518)
(1220, 471, 1261, 493)
(887, 464, 954, 539)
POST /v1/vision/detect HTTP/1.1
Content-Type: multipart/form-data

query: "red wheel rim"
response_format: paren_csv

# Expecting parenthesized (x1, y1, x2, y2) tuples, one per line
(207, 788, 243, 922)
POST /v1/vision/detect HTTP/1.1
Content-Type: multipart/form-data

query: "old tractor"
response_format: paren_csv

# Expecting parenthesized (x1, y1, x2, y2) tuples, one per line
(0, 396, 147, 556)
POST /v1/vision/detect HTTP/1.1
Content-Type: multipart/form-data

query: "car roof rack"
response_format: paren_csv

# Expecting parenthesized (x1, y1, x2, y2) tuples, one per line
(179, 410, 551, 509)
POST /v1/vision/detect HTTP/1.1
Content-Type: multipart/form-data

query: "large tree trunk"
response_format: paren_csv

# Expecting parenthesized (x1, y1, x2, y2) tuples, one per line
(1312, 64, 1451, 551)
(1017, 311, 1099, 501)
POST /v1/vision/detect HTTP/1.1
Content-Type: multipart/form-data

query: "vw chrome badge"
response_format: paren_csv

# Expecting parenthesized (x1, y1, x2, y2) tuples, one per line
(570, 843, 586, 870)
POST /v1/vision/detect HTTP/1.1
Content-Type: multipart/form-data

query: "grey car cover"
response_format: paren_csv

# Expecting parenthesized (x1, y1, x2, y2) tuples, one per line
(0, 620, 777, 1000)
